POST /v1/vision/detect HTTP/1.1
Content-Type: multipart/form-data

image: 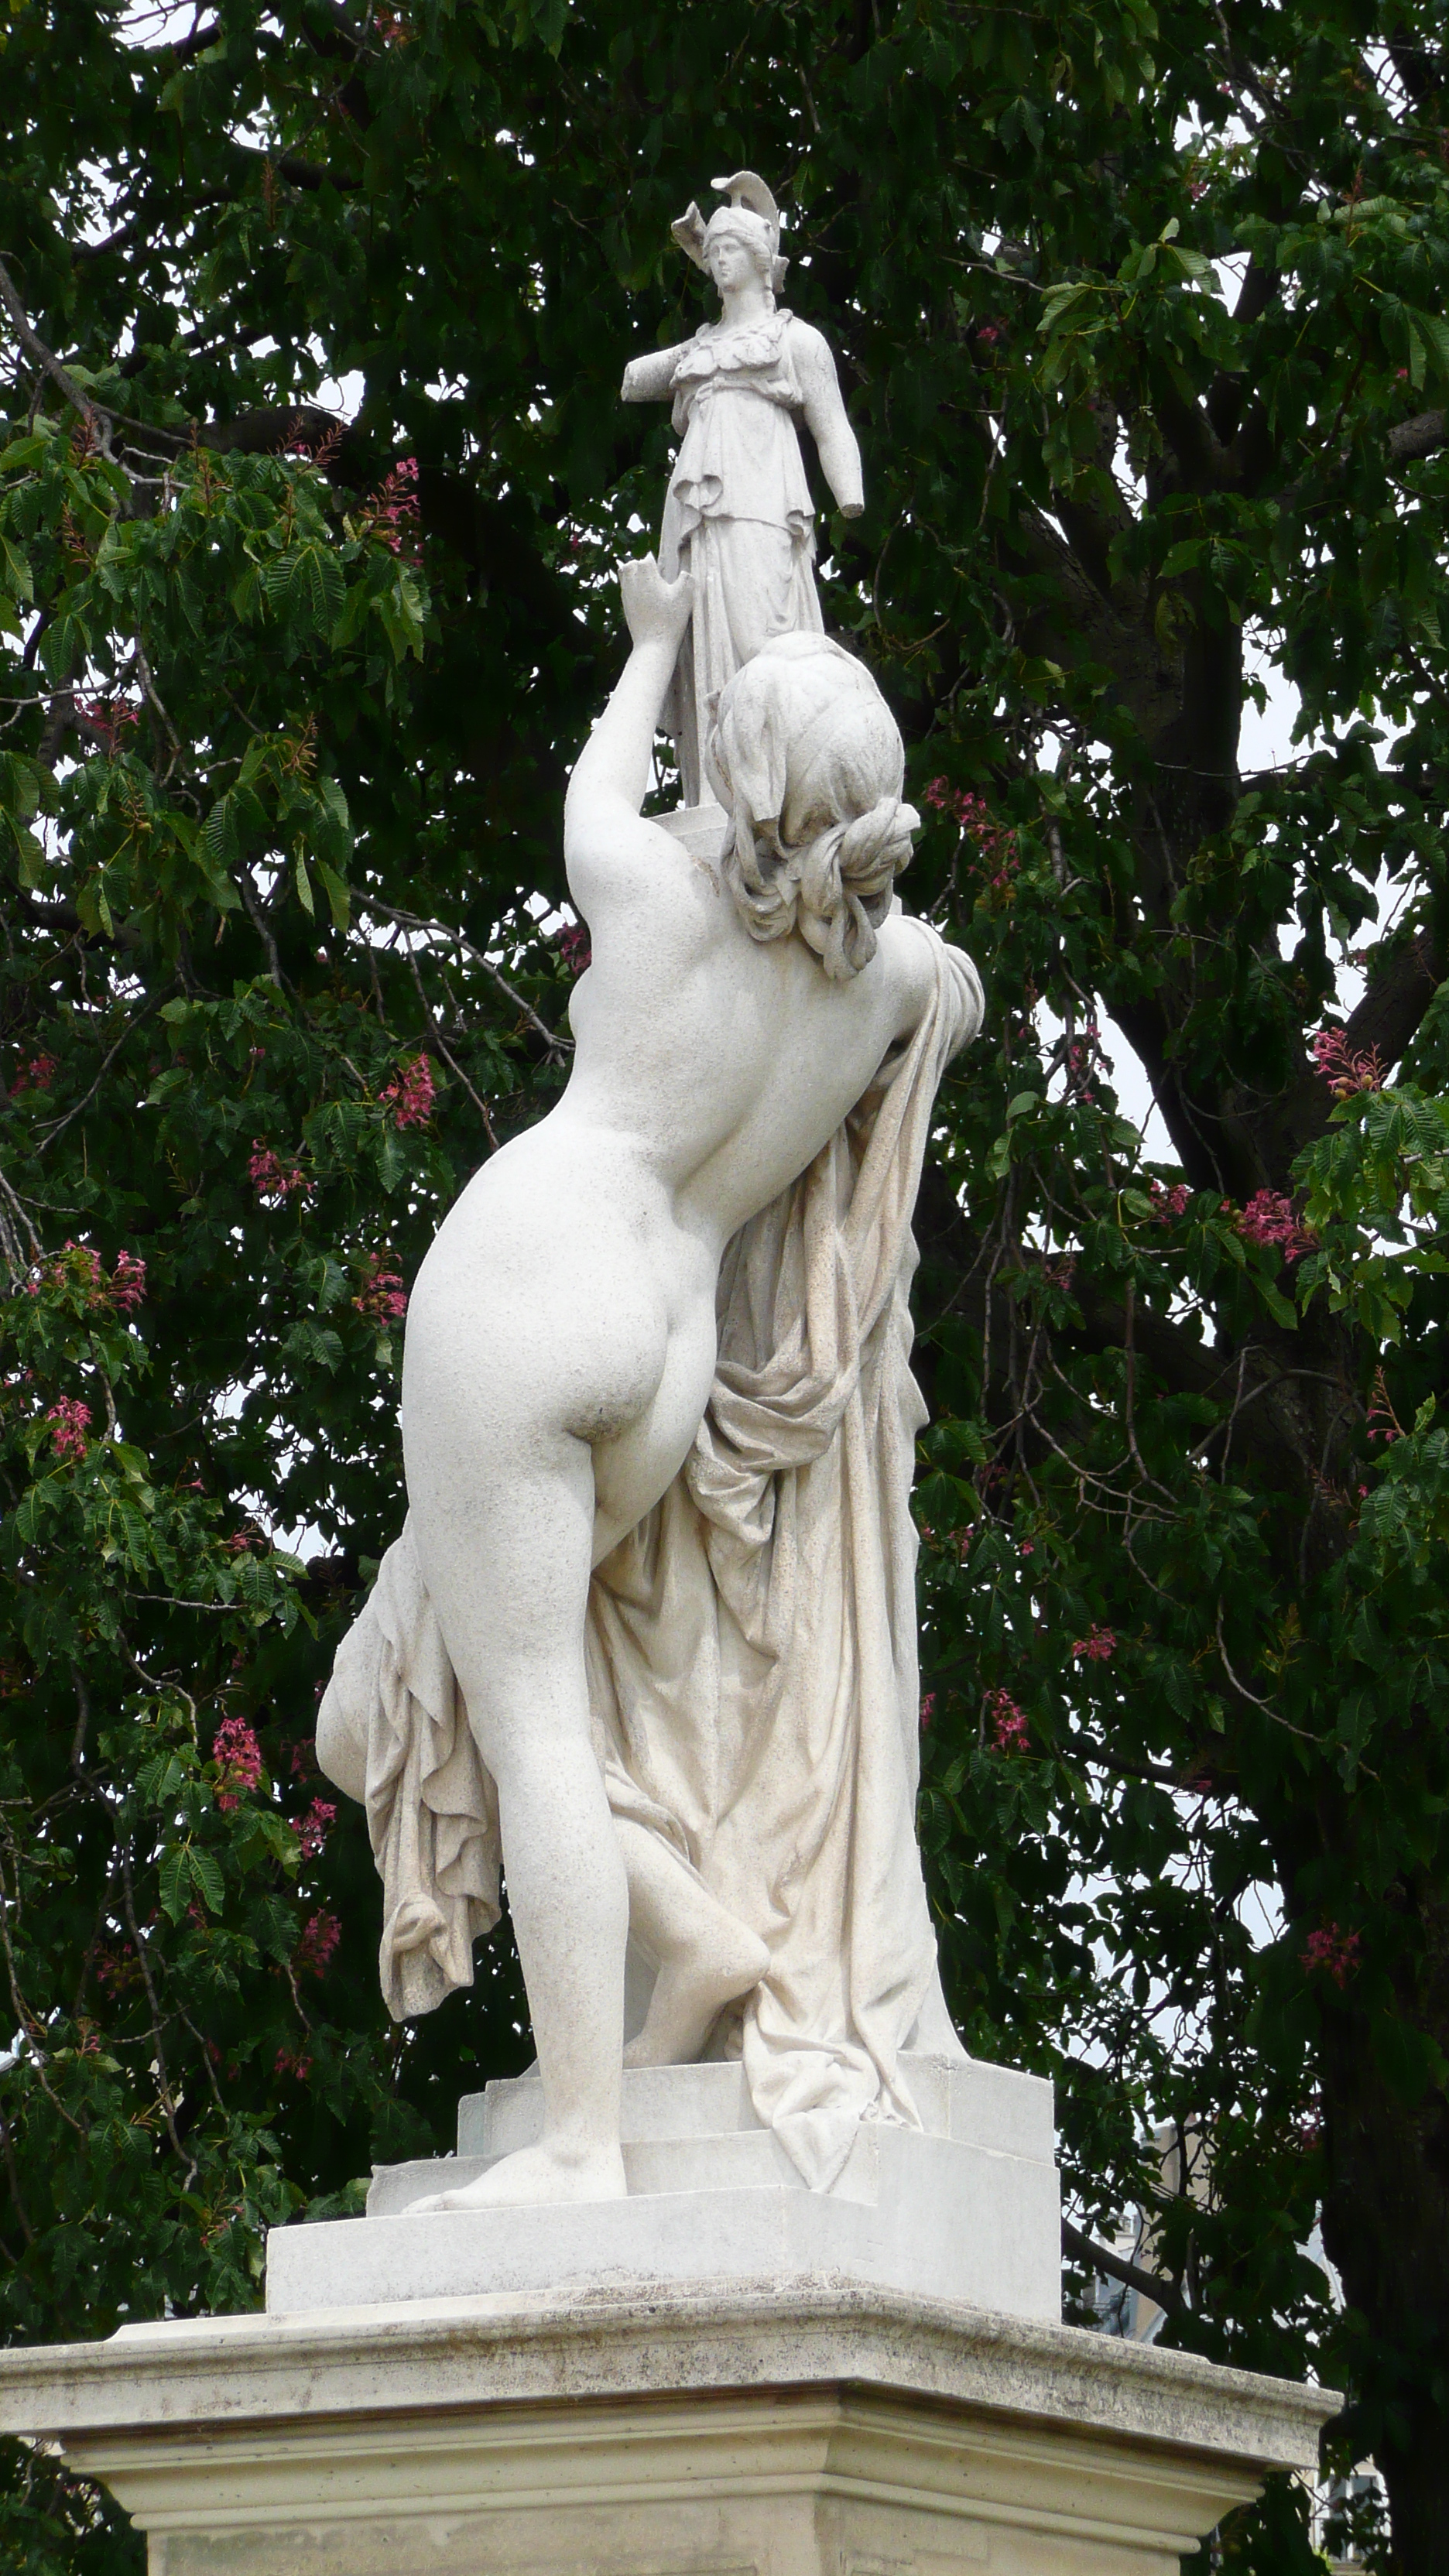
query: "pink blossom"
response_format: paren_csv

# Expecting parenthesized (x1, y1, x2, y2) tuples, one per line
(1300, 1923, 1361, 1989)
(296, 1908, 342, 1978)
(111, 1249, 146, 1312)
(555, 920, 591, 975)
(287, 1735, 317, 1780)
(248, 1142, 310, 1204)
(274, 2046, 313, 2081)
(94, 1945, 142, 1996)
(296, 1797, 337, 1858)
(285, 414, 344, 469)
(45, 1397, 91, 1461)
(1149, 1179, 1190, 1220)
(1070, 1625, 1116, 1663)
(1366, 1368, 1402, 1447)
(60, 1242, 102, 1299)
(1311, 1026, 1383, 1101)
(15, 1052, 57, 1091)
(1235, 1190, 1316, 1260)
(380, 1054, 435, 1129)
(212, 1714, 263, 1811)
(923, 781, 1019, 896)
(919, 1692, 936, 1730)
(976, 322, 1003, 346)
(353, 1252, 408, 1324)
(368, 455, 420, 553)
(1019, 1540, 1035, 1557)
(75, 695, 141, 755)
(26, 1242, 104, 1307)
(1064, 1023, 1106, 1105)
(987, 1687, 1030, 1752)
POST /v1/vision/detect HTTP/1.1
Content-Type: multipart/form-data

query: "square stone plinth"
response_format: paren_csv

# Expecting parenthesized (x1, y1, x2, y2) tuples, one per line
(0, 2280, 1338, 2576)
(278, 2054, 1062, 2322)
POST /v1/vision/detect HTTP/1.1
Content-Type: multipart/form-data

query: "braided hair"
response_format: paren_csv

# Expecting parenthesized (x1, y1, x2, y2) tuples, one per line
(707, 635, 920, 982)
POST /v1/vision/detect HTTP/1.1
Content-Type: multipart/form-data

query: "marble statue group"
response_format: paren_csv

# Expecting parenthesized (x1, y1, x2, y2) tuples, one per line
(317, 172, 983, 2206)
(0, 168, 1337, 2576)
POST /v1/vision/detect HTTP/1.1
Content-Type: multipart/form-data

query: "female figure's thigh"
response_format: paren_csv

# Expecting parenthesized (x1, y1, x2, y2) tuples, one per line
(399, 1186, 673, 1753)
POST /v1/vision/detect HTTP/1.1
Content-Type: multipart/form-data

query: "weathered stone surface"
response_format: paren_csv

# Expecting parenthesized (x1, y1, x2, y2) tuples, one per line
(0, 2280, 1339, 2576)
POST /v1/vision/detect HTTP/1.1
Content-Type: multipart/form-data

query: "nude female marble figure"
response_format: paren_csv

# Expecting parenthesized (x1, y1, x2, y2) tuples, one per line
(376, 557, 957, 2209)
(622, 172, 863, 804)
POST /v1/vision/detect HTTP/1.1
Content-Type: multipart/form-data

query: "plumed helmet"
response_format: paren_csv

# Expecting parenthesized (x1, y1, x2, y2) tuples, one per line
(672, 170, 790, 297)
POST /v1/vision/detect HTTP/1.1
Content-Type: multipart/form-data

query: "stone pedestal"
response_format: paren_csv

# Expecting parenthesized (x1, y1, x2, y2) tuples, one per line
(0, 2279, 1337, 2576)
(0, 2060, 1336, 2571)
(273, 2053, 1060, 2319)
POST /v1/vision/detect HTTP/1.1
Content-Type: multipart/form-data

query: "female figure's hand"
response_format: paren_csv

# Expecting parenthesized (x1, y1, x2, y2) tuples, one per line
(618, 553, 695, 650)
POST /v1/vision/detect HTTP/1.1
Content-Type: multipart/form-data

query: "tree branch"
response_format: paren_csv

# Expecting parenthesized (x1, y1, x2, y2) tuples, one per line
(1208, 255, 1282, 449)
(0, 256, 101, 431)
(366, 899, 571, 1059)
(1061, 2215, 1190, 2320)
(1388, 409, 1448, 466)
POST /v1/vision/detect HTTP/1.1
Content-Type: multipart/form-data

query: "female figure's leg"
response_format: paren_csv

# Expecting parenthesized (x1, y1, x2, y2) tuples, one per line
(397, 1192, 666, 2208)
(617, 1820, 770, 2069)
(402, 1421, 629, 2207)
(406, 1423, 629, 2208)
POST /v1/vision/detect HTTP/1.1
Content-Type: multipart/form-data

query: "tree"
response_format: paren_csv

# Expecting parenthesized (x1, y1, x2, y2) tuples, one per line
(2, 0, 1447, 2566)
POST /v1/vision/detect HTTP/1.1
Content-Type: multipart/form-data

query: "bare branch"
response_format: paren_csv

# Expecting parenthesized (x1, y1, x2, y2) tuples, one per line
(1388, 409, 1449, 466)
(36, 980, 180, 1154)
(403, 945, 498, 1149)
(366, 899, 571, 1059)
(0, 256, 103, 433)
(118, 1841, 195, 2188)
(1060, 2216, 1190, 2320)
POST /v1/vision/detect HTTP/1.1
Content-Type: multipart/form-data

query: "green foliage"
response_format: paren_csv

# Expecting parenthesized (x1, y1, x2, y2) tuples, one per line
(2, 0, 1448, 2567)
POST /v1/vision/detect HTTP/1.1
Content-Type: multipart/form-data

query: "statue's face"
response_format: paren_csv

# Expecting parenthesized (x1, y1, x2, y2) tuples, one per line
(707, 231, 763, 293)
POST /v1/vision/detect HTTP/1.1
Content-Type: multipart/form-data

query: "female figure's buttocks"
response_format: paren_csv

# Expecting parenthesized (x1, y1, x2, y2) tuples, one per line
(402, 1117, 724, 1567)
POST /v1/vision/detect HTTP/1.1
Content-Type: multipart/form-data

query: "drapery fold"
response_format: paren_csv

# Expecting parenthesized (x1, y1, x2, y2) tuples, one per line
(318, 1525, 499, 2019)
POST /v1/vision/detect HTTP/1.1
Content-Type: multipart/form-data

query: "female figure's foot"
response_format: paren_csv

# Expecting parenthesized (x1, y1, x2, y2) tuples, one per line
(407, 2136, 627, 2212)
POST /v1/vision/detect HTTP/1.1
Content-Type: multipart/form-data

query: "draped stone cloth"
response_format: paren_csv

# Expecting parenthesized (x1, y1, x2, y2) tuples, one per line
(656, 312, 823, 804)
(319, 921, 981, 2186)
(319, 1528, 500, 2020)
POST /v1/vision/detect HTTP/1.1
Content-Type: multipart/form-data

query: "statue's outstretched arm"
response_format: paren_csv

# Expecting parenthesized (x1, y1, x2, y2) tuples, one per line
(793, 324, 865, 518)
(620, 345, 687, 403)
(564, 558, 695, 903)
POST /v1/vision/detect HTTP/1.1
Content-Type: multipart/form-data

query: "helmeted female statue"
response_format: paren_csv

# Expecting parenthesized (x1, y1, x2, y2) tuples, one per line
(622, 173, 864, 805)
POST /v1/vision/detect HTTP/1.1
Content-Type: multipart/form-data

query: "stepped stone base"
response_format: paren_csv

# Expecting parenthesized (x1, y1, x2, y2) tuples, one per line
(0, 2279, 1340, 2576)
(266, 2051, 1062, 2320)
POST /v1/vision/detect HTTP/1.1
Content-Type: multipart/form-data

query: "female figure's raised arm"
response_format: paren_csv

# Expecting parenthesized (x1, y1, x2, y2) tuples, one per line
(564, 558, 695, 906)
(620, 344, 690, 404)
(792, 323, 865, 519)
